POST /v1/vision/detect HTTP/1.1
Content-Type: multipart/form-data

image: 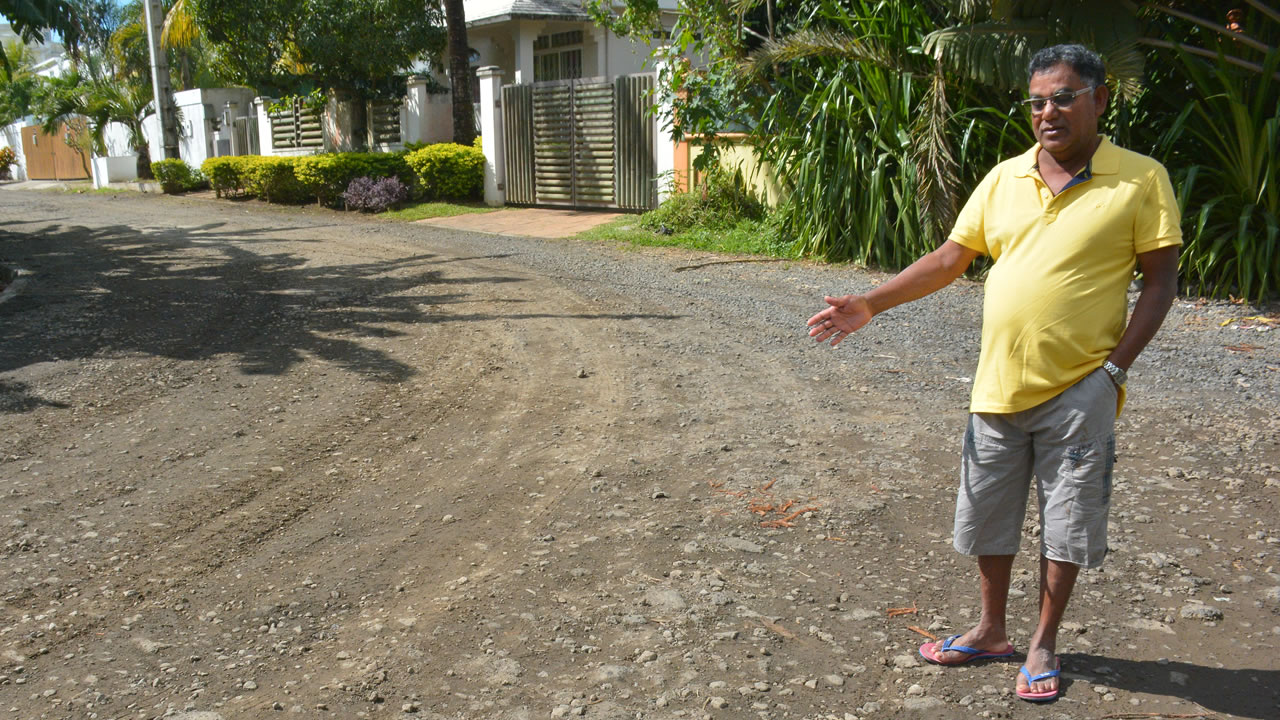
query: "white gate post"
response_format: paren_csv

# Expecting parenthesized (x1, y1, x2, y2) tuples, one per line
(478, 66, 505, 207)
(254, 97, 274, 156)
(404, 75, 427, 145)
(653, 53, 677, 205)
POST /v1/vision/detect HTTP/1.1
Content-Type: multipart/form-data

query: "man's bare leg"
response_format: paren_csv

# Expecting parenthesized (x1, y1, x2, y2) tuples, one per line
(1017, 555, 1080, 695)
(932, 554, 1015, 662)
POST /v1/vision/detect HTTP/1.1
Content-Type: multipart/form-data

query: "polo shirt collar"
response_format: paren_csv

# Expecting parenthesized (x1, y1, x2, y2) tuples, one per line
(1014, 135, 1118, 178)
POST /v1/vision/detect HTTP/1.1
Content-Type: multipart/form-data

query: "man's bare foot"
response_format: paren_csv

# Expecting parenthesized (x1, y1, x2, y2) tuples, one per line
(1015, 646, 1060, 701)
(919, 628, 1014, 665)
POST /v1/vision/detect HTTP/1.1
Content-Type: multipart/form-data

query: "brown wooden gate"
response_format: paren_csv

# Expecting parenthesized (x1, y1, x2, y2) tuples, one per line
(20, 122, 91, 180)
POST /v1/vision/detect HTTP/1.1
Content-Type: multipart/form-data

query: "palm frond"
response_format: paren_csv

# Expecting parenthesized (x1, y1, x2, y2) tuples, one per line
(924, 20, 1049, 90)
(912, 68, 961, 245)
(746, 28, 911, 78)
(1099, 41, 1145, 102)
(162, 0, 202, 50)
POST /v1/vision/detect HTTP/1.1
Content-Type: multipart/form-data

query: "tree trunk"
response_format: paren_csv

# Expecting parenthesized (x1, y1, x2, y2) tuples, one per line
(136, 144, 153, 179)
(443, 0, 475, 146)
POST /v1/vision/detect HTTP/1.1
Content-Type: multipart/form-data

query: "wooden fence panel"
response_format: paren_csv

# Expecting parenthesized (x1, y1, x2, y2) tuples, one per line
(21, 122, 90, 181)
(572, 80, 616, 207)
(502, 84, 535, 205)
(268, 99, 324, 151)
(614, 74, 655, 210)
(368, 100, 402, 147)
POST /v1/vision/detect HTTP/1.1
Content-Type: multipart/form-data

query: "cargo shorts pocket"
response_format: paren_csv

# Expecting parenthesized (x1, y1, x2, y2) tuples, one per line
(1043, 434, 1115, 568)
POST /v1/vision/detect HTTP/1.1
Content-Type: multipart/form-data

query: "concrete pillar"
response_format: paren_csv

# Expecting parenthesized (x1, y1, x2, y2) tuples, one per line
(254, 97, 274, 156)
(478, 66, 505, 207)
(325, 92, 358, 152)
(594, 26, 608, 79)
(654, 52, 678, 204)
(513, 21, 535, 85)
(404, 75, 429, 145)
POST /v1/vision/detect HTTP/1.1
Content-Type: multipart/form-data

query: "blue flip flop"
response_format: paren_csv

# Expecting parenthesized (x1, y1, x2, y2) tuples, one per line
(1016, 660, 1061, 702)
(919, 634, 1016, 665)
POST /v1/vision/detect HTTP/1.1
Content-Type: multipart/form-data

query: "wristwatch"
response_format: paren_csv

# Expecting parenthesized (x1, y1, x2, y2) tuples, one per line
(1102, 360, 1127, 387)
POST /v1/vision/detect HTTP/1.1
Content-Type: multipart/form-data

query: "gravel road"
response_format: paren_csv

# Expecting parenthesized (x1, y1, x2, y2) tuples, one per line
(1, 189, 1278, 720)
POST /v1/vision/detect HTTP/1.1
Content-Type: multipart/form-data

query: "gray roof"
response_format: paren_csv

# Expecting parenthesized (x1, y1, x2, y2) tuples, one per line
(466, 0, 592, 27)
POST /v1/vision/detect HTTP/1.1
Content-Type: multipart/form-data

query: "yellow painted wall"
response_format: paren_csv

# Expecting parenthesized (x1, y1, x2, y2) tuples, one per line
(684, 136, 781, 207)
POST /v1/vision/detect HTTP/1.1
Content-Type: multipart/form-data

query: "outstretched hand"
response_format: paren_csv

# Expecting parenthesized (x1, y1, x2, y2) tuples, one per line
(807, 294, 873, 346)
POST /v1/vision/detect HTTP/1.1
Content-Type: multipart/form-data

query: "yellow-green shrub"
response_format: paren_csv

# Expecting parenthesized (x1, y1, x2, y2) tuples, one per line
(151, 159, 206, 194)
(203, 150, 430, 206)
(202, 156, 263, 197)
(294, 152, 415, 207)
(246, 158, 309, 204)
(405, 143, 484, 200)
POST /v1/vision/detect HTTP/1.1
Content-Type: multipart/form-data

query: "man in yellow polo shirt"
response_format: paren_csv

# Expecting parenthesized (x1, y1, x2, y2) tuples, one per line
(807, 44, 1181, 702)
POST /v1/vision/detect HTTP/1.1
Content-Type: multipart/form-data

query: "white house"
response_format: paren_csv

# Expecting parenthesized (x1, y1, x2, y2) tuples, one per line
(465, 0, 680, 84)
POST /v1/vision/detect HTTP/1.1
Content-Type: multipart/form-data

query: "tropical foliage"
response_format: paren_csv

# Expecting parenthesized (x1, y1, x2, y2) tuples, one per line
(595, 0, 1280, 301)
(186, 0, 446, 103)
(0, 41, 42, 126)
(0, 0, 82, 71)
(1162, 46, 1279, 301)
(151, 157, 205, 192)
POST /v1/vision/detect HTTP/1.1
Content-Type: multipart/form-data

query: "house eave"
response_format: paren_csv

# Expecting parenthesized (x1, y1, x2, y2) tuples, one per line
(467, 12, 592, 29)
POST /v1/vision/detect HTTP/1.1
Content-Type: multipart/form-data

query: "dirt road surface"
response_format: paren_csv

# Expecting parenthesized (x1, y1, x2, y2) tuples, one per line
(1, 190, 1277, 720)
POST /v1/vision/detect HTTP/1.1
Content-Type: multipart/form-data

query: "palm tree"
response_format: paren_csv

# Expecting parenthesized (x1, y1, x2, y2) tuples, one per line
(38, 70, 156, 178)
(109, 0, 218, 91)
(160, 0, 202, 89)
(442, 0, 475, 145)
(1, 40, 43, 126)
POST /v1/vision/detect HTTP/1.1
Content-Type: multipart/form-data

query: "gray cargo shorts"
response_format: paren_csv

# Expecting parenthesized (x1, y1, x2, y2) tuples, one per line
(954, 368, 1117, 568)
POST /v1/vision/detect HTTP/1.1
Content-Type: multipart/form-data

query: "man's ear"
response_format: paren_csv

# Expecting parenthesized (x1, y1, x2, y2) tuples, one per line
(1095, 84, 1110, 117)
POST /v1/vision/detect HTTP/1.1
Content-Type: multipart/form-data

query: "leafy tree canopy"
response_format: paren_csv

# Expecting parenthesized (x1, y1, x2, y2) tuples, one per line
(1, 0, 83, 71)
(189, 0, 446, 101)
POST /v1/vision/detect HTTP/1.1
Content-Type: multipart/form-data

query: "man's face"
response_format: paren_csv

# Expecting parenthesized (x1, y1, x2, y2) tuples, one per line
(1028, 64, 1108, 160)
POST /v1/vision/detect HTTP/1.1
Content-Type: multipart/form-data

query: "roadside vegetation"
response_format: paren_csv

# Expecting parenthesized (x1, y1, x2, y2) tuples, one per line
(587, 0, 1280, 303)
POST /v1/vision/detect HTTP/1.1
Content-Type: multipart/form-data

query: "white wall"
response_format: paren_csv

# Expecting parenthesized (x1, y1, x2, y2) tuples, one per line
(0, 120, 29, 181)
(138, 88, 257, 167)
(404, 76, 455, 145)
(468, 13, 677, 85)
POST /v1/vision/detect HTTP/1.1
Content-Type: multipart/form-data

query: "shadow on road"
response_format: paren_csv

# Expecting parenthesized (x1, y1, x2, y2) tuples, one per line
(1062, 652, 1279, 719)
(0, 218, 679, 412)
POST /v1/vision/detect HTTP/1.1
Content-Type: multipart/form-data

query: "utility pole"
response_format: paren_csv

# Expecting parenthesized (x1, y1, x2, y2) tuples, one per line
(143, 0, 180, 160)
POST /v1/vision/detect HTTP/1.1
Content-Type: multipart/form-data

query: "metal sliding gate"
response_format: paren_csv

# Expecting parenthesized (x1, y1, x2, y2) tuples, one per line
(503, 74, 656, 210)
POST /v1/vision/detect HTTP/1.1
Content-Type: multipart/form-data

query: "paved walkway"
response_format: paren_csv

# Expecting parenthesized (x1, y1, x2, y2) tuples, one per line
(416, 208, 624, 238)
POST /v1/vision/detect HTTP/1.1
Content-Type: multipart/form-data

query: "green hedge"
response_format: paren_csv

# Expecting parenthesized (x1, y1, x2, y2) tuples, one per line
(151, 159, 207, 194)
(201, 155, 316, 204)
(248, 158, 310, 204)
(293, 152, 416, 207)
(405, 143, 484, 200)
(202, 143, 483, 206)
(201, 156, 262, 198)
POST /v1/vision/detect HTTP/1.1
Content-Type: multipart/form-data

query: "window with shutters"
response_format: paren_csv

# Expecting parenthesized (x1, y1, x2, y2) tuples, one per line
(533, 30, 583, 82)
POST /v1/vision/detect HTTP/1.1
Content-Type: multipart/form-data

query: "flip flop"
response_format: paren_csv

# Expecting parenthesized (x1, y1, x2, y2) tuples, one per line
(1016, 659, 1061, 702)
(919, 634, 1016, 665)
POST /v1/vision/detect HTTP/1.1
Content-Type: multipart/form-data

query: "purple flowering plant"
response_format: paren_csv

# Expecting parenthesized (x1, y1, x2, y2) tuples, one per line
(343, 176, 409, 212)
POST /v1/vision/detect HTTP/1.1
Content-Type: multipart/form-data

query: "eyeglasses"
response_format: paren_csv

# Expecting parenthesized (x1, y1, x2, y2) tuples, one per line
(1021, 86, 1096, 114)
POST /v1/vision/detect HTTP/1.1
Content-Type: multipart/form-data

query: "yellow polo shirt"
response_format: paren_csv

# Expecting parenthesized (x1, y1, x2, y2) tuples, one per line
(949, 137, 1182, 415)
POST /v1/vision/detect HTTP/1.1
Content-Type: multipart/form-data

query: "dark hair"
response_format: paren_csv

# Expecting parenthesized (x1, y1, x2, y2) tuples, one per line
(1027, 44, 1106, 88)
